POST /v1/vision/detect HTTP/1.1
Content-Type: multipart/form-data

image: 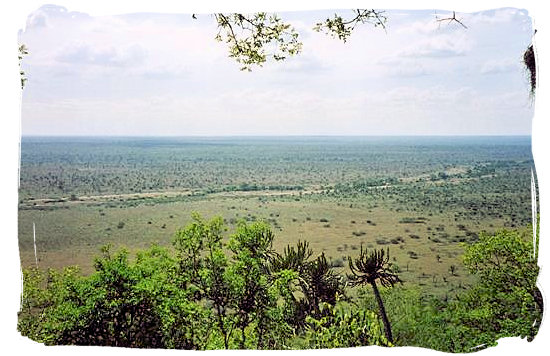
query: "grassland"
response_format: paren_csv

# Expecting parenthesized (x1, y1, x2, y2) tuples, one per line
(18, 136, 534, 298)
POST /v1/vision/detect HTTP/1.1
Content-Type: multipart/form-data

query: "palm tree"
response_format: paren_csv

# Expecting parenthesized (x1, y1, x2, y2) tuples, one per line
(347, 247, 401, 343)
(269, 241, 344, 326)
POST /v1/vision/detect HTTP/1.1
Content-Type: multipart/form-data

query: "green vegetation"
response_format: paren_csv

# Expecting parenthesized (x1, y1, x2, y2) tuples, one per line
(18, 44, 28, 89)
(210, 9, 385, 71)
(348, 247, 401, 343)
(17, 136, 540, 350)
(18, 215, 379, 349)
(18, 214, 541, 350)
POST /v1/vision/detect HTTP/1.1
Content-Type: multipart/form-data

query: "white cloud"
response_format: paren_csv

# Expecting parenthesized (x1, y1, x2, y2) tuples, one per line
(480, 58, 521, 74)
(398, 34, 471, 58)
(25, 5, 91, 29)
(56, 43, 147, 67)
(384, 61, 430, 78)
(18, 7, 534, 136)
(21, 83, 532, 136)
(393, 17, 439, 35)
(465, 7, 530, 26)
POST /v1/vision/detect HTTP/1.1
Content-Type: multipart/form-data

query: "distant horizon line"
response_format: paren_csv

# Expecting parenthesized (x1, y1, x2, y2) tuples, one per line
(21, 134, 532, 138)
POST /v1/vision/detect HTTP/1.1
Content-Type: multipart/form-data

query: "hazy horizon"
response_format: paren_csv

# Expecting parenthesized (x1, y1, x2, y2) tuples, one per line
(20, 134, 532, 138)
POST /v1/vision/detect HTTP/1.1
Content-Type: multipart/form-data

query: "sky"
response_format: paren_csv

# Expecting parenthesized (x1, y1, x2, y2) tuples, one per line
(18, 5, 535, 136)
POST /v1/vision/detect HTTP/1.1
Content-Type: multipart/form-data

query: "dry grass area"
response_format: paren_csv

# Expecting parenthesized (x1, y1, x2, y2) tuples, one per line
(19, 191, 498, 295)
(18, 136, 533, 298)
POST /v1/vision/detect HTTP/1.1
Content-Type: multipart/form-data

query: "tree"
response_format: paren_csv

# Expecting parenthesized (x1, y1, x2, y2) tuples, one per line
(211, 8, 536, 95)
(524, 40, 536, 94)
(172, 214, 296, 349)
(226, 220, 299, 348)
(459, 228, 542, 343)
(347, 247, 401, 343)
(269, 240, 345, 327)
(214, 13, 302, 71)
(448, 264, 457, 276)
(18, 244, 210, 348)
(435, 11, 467, 29)
(404, 227, 543, 352)
(210, 9, 386, 70)
(18, 44, 28, 89)
(172, 213, 233, 348)
(312, 9, 386, 41)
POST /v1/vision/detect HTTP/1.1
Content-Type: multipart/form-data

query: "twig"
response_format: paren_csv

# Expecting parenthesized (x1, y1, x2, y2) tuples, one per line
(436, 11, 468, 29)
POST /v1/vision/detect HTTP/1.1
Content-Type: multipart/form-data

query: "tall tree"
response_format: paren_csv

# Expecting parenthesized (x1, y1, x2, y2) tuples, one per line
(459, 228, 542, 343)
(172, 214, 233, 348)
(227, 220, 275, 348)
(347, 247, 401, 343)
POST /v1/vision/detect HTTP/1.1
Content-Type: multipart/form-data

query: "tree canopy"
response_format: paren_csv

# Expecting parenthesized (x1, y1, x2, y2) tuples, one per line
(210, 9, 386, 70)
(18, 214, 542, 351)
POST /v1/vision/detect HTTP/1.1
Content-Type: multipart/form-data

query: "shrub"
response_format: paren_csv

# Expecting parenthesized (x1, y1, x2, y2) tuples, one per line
(302, 302, 389, 349)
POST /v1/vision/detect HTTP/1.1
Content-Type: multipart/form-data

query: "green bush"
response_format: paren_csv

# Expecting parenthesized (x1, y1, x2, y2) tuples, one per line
(302, 302, 389, 349)
(18, 216, 541, 351)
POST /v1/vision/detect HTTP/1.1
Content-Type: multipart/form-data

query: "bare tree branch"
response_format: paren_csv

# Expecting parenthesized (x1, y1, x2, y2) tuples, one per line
(436, 11, 468, 29)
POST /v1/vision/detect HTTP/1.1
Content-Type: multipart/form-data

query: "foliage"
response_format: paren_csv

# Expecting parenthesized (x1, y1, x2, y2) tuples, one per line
(226, 220, 279, 348)
(348, 247, 401, 288)
(356, 229, 543, 353)
(19, 214, 360, 349)
(456, 229, 542, 345)
(347, 246, 401, 343)
(209, 9, 387, 70)
(523, 44, 536, 94)
(172, 213, 230, 348)
(302, 301, 390, 349)
(19, 44, 28, 89)
(269, 240, 345, 327)
(19, 213, 541, 351)
(214, 13, 302, 71)
(313, 9, 386, 42)
(18, 244, 209, 348)
(358, 286, 424, 344)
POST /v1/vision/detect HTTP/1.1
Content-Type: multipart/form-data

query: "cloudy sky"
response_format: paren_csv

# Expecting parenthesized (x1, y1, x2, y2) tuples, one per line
(18, 5, 534, 136)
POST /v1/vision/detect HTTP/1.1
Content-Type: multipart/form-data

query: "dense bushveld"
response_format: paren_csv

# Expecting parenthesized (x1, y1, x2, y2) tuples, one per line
(18, 137, 533, 291)
(17, 136, 540, 350)
(18, 136, 532, 200)
(18, 214, 541, 350)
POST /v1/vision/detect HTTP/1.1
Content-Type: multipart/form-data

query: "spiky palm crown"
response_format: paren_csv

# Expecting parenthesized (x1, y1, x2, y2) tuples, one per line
(347, 246, 401, 287)
(269, 240, 313, 274)
(269, 240, 344, 304)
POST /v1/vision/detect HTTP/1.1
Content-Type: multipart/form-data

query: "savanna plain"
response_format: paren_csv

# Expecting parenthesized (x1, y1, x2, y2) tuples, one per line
(17, 135, 540, 350)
